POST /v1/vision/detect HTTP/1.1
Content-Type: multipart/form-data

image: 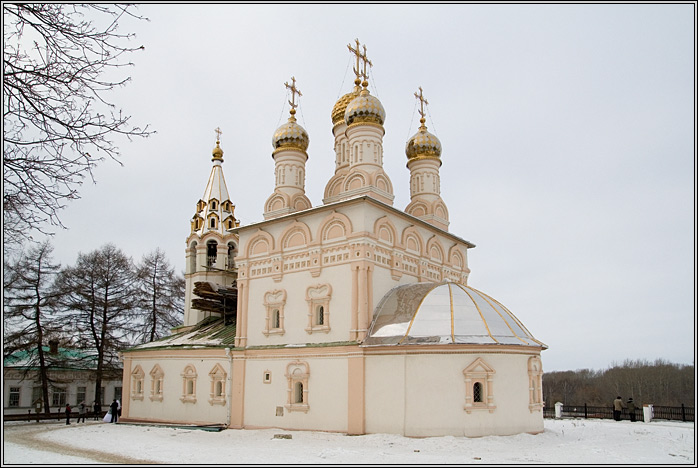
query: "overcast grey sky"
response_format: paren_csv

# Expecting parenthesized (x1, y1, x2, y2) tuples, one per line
(41, 4, 695, 372)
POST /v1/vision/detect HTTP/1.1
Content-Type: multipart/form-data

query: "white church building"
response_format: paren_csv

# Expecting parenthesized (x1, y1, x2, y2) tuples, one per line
(121, 40, 547, 438)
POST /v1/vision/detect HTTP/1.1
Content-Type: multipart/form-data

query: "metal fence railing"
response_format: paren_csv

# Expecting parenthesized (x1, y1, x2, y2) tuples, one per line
(544, 403, 694, 422)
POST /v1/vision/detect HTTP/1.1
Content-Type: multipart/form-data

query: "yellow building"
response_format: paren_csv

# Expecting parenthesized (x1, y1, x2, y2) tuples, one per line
(121, 40, 547, 437)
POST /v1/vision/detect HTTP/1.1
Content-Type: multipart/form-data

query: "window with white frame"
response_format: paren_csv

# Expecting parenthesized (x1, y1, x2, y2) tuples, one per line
(463, 357, 496, 413)
(208, 364, 227, 405)
(52, 388, 66, 407)
(285, 361, 309, 413)
(77, 386, 86, 405)
(305, 284, 332, 334)
(131, 366, 145, 400)
(528, 356, 544, 412)
(9, 387, 21, 407)
(150, 365, 164, 402)
(180, 365, 197, 403)
(263, 290, 286, 336)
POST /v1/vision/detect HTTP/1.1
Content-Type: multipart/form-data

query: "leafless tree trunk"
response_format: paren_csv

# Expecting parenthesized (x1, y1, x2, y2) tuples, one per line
(54, 243, 138, 406)
(3, 241, 64, 414)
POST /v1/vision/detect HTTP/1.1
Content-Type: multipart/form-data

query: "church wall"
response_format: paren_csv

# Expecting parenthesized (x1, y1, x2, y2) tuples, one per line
(364, 349, 544, 437)
(244, 263, 354, 347)
(123, 351, 231, 426)
(242, 349, 350, 432)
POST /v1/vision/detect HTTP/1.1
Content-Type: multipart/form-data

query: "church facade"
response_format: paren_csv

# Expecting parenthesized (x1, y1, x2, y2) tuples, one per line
(121, 40, 547, 437)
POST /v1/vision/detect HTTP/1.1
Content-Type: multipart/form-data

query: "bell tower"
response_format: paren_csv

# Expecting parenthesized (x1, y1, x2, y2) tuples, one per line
(182, 129, 239, 327)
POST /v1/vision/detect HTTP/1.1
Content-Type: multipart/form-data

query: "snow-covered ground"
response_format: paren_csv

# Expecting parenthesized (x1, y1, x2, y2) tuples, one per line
(3, 418, 694, 465)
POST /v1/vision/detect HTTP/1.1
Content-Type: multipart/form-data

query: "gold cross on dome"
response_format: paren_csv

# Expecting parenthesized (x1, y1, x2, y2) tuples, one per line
(348, 38, 362, 82)
(414, 87, 429, 119)
(284, 76, 302, 110)
(361, 44, 372, 82)
(214, 127, 223, 141)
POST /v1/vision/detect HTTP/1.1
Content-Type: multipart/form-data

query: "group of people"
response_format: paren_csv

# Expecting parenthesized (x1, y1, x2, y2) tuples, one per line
(63, 399, 121, 425)
(613, 396, 638, 422)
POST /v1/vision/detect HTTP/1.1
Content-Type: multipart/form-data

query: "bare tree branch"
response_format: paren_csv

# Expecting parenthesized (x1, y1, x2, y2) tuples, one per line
(3, 4, 153, 252)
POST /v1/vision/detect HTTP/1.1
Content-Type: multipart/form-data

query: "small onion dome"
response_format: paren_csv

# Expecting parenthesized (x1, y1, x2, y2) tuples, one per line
(272, 110, 309, 153)
(212, 140, 224, 161)
(331, 88, 361, 126)
(405, 118, 442, 161)
(344, 88, 386, 126)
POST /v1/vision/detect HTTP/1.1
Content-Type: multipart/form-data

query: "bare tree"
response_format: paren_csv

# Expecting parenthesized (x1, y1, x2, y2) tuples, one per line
(3, 4, 152, 252)
(54, 243, 138, 406)
(3, 240, 64, 414)
(135, 248, 185, 343)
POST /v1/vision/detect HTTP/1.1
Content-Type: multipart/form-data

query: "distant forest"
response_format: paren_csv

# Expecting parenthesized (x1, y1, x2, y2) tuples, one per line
(543, 359, 694, 407)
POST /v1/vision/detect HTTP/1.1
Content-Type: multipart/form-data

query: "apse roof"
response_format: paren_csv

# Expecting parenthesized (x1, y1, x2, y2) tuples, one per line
(363, 281, 547, 348)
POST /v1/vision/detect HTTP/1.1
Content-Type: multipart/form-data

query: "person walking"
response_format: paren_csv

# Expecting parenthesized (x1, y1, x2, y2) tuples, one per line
(65, 403, 72, 425)
(613, 396, 626, 421)
(627, 397, 637, 422)
(109, 399, 119, 423)
(77, 401, 87, 423)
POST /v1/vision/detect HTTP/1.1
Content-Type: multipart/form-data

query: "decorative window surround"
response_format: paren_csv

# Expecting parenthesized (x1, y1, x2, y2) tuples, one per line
(528, 356, 544, 412)
(285, 361, 309, 413)
(263, 290, 286, 336)
(305, 284, 332, 334)
(149, 365, 164, 402)
(180, 365, 197, 403)
(208, 364, 227, 406)
(131, 366, 145, 401)
(463, 357, 496, 413)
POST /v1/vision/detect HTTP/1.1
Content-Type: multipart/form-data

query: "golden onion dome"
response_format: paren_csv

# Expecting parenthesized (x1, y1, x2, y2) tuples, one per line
(345, 88, 386, 126)
(272, 110, 309, 153)
(212, 140, 224, 161)
(405, 118, 442, 161)
(331, 87, 361, 126)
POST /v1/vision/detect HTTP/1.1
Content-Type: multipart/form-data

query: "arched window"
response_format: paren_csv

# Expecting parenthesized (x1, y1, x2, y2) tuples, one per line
(294, 382, 304, 404)
(207, 241, 217, 267)
(285, 361, 309, 413)
(306, 284, 331, 334)
(180, 365, 197, 403)
(528, 356, 544, 412)
(208, 364, 227, 406)
(210, 217, 216, 228)
(149, 365, 164, 402)
(131, 366, 144, 401)
(463, 358, 497, 413)
(473, 382, 483, 403)
(263, 290, 286, 336)
(316, 306, 324, 326)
